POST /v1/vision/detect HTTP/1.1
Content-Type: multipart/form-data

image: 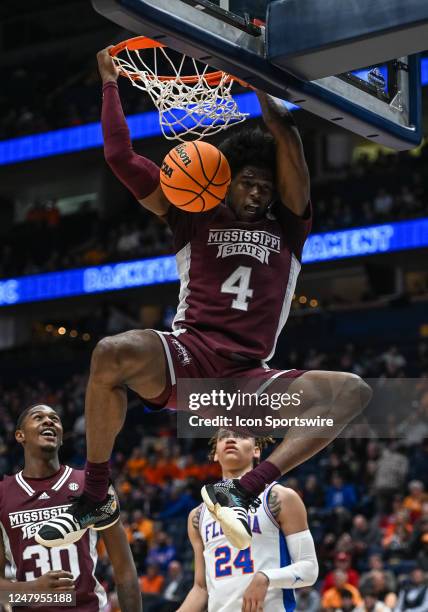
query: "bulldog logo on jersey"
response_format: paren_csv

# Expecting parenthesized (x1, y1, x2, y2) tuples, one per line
(208, 229, 281, 264)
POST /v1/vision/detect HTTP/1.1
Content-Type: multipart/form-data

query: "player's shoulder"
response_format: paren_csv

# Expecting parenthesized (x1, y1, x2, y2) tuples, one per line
(189, 503, 204, 528)
(267, 484, 305, 513)
(66, 466, 85, 487)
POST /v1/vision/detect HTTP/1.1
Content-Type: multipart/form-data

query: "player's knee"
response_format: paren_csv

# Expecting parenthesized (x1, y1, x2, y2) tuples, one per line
(335, 373, 372, 419)
(90, 330, 157, 386)
(90, 335, 130, 384)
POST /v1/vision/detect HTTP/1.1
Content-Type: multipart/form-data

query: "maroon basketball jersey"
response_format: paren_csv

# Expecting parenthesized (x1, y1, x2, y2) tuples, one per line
(167, 202, 311, 360)
(0, 466, 107, 611)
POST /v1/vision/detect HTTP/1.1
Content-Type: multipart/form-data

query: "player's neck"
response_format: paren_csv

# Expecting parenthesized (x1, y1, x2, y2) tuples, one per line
(22, 455, 61, 479)
(221, 464, 253, 480)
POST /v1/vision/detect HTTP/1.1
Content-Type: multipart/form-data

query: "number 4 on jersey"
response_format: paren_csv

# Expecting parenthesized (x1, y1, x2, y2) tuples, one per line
(221, 266, 253, 311)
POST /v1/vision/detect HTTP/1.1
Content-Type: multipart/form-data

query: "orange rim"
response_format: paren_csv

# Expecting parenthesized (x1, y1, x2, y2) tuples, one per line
(109, 36, 248, 87)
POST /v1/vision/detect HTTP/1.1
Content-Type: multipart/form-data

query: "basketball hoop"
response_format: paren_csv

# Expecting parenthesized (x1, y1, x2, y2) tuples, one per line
(109, 36, 249, 142)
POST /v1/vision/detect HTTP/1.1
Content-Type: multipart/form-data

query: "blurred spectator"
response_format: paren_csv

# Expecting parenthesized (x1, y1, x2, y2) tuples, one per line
(157, 484, 198, 520)
(295, 586, 321, 611)
(353, 591, 391, 611)
(146, 532, 177, 572)
(380, 346, 407, 375)
(417, 534, 428, 571)
(130, 509, 154, 545)
(325, 472, 358, 511)
(403, 480, 428, 523)
(351, 515, 380, 560)
(395, 567, 428, 611)
(303, 474, 325, 508)
(322, 551, 359, 593)
(382, 509, 413, 560)
(373, 188, 393, 218)
(360, 554, 396, 594)
(116, 222, 141, 256)
(157, 560, 191, 611)
(374, 443, 409, 514)
(139, 562, 165, 595)
(357, 570, 396, 608)
(126, 448, 147, 478)
(321, 569, 363, 609)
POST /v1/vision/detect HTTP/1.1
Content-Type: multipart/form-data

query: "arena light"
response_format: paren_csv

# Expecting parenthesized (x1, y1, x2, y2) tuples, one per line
(0, 217, 427, 306)
(0, 57, 427, 166)
(0, 93, 296, 166)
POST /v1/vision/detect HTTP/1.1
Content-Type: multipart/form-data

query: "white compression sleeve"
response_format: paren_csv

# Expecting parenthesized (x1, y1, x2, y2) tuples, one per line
(260, 529, 319, 589)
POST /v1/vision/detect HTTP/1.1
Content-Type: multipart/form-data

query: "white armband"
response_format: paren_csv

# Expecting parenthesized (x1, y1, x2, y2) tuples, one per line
(260, 529, 318, 589)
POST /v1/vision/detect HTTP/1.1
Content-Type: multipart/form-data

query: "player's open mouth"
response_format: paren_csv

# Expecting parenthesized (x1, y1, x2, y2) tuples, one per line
(244, 204, 259, 215)
(40, 428, 57, 439)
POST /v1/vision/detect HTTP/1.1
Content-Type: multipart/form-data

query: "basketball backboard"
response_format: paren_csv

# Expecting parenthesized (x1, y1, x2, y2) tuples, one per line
(92, 0, 422, 150)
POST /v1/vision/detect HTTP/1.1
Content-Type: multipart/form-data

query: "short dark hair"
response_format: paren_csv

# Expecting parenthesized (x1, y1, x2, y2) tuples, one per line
(219, 127, 276, 178)
(16, 404, 57, 430)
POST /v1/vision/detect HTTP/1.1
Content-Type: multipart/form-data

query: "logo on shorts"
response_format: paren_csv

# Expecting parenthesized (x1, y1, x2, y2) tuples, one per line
(208, 229, 281, 264)
(171, 338, 192, 366)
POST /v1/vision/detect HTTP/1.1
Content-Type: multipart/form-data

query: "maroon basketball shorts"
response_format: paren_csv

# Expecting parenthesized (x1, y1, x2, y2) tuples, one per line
(148, 329, 306, 416)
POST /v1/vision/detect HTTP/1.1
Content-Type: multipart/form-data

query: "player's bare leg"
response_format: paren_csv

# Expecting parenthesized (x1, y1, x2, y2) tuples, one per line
(85, 330, 168, 463)
(260, 371, 372, 473)
(36, 330, 168, 547)
(202, 371, 372, 549)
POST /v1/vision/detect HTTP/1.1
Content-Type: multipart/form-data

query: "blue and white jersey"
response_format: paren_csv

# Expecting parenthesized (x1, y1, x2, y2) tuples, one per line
(199, 482, 296, 612)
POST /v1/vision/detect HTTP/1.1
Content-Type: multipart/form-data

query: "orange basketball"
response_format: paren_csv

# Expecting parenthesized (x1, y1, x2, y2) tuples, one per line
(160, 141, 231, 212)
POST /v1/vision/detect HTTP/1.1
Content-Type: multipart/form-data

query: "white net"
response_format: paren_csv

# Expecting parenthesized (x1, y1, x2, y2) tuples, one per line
(112, 41, 248, 141)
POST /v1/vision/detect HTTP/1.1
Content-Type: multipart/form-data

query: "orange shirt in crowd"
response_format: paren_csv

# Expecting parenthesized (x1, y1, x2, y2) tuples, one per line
(403, 494, 428, 521)
(134, 517, 154, 543)
(126, 456, 147, 478)
(142, 464, 167, 486)
(322, 583, 363, 609)
(139, 574, 164, 594)
(382, 522, 413, 547)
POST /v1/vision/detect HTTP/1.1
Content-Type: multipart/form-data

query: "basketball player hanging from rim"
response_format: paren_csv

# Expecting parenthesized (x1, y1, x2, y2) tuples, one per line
(36, 47, 372, 551)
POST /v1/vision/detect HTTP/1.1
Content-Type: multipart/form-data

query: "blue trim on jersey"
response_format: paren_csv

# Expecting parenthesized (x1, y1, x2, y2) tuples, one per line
(279, 532, 296, 612)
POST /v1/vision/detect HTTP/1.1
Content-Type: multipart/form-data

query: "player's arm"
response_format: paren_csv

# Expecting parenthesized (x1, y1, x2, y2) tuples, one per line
(242, 486, 318, 612)
(0, 528, 74, 593)
(256, 90, 310, 216)
(177, 507, 208, 612)
(97, 47, 170, 217)
(100, 521, 142, 612)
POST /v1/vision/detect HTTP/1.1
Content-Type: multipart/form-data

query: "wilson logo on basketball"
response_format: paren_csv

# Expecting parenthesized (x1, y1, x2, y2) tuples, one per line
(175, 145, 192, 167)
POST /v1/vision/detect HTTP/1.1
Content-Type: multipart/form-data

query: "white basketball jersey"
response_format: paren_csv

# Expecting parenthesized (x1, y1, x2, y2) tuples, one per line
(199, 482, 296, 612)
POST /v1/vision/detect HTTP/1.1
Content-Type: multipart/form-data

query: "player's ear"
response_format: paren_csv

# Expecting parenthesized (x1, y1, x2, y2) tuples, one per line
(214, 451, 219, 462)
(254, 445, 261, 462)
(15, 429, 25, 444)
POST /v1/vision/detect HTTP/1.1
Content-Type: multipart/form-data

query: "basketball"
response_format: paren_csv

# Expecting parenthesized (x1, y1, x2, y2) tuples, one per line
(160, 141, 231, 212)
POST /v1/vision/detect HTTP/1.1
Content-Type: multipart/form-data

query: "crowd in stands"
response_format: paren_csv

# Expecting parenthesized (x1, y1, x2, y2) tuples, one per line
(1, 141, 428, 280)
(1, 340, 428, 610)
(0, 61, 152, 140)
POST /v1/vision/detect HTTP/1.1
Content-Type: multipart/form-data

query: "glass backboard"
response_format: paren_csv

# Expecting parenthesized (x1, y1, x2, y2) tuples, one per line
(92, 0, 422, 150)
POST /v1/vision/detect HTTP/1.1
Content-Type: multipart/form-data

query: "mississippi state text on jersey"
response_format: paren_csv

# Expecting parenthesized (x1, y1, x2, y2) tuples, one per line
(167, 201, 311, 361)
(200, 482, 296, 612)
(0, 465, 107, 612)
